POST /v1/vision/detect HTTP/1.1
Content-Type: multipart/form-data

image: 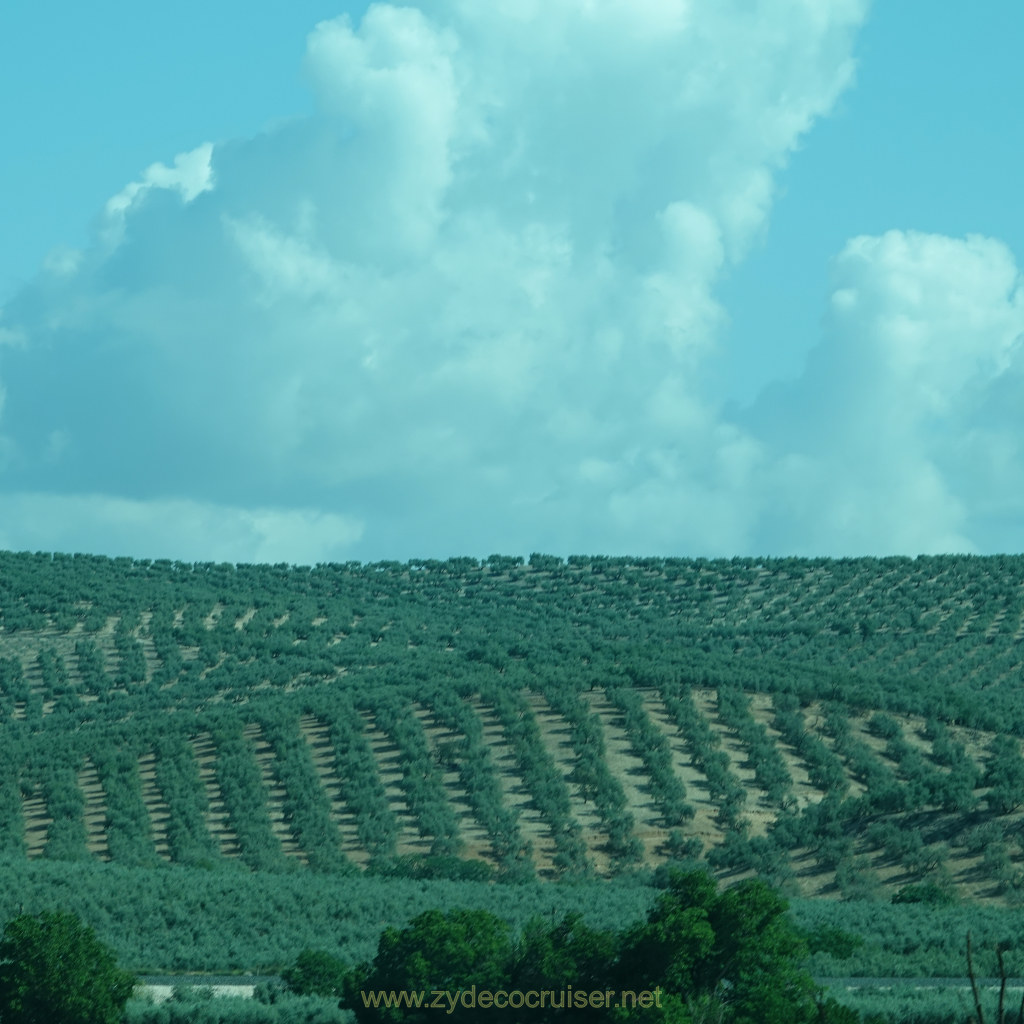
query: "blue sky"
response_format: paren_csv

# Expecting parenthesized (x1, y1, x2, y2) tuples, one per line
(1, 0, 1022, 565)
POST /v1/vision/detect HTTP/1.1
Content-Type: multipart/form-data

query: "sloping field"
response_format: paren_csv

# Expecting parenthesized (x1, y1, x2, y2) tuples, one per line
(640, 691, 720, 848)
(78, 759, 108, 858)
(527, 690, 610, 873)
(242, 721, 305, 863)
(7, 681, 1022, 898)
(1, 550, 1024, 902)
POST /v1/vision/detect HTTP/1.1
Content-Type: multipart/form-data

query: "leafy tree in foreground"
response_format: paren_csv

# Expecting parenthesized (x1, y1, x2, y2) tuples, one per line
(0, 909, 136, 1024)
(342, 908, 514, 1024)
(282, 948, 351, 999)
(616, 871, 821, 1023)
(341, 871, 857, 1023)
(512, 911, 618, 997)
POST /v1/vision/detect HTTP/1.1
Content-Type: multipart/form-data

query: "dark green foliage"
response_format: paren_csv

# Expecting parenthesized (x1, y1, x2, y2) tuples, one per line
(892, 882, 957, 906)
(529, 553, 565, 572)
(114, 617, 148, 687)
(660, 679, 747, 830)
(92, 740, 158, 866)
(7, 848, 1024, 1001)
(831, 725, 907, 815)
(616, 871, 818, 1023)
(0, 857, 657, 974)
(828, 983, 1008, 1024)
(366, 854, 494, 882)
(867, 713, 901, 741)
(606, 684, 694, 829)
(925, 721, 981, 812)
(36, 760, 88, 861)
(0, 657, 30, 711)
(342, 908, 515, 1023)
(511, 910, 618, 996)
(0, 909, 135, 1024)
(799, 925, 865, 959)
(834, 855, 881, 901)
(773, 692, 849, 798)
(485, 684, 590, 876)
(547, 684, 641, 865)
(370, 693, 462, 857)
(6, 546, 1024, 979)
(984, 735, 1024, 815)
(75, 639, 113, 700)
(663, 829, 702, 862)
(0, 732, 26, 856)
(429, 689, 529, 874)
(344, 870, 830, 1024)
(281, 948, 350, 997)
(148, 603, 184, 686)
(0, 778, 25, 857)
(716, 685, 794, 808)
(866, 821, 924, 866)
(127, 990, 350, 1023)
(790, 898, 1024, 978)
(36, 646, 72, 702)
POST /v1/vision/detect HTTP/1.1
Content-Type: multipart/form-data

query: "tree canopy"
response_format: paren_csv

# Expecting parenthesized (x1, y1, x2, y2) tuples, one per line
(337, 869, 855, 1023)
(0, 909, 136, 1024)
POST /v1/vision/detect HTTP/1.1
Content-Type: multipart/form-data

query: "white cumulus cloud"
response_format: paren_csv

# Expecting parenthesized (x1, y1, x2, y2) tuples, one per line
(22, 1, 1021, 564)
(0, 494, 362, 566)
(742, 229, 1024, 555)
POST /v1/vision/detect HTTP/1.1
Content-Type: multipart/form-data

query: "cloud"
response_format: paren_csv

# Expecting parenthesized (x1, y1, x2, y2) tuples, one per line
(0, 493, 362, 566)
(742, 229, 1024, 555)
(303, 6, 459, 256)
(26, 0, 1022, 564)
(102, 143, 215, 248)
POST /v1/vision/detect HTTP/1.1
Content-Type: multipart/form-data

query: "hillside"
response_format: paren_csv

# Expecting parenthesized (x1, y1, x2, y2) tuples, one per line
(1, 549, 1024, 905)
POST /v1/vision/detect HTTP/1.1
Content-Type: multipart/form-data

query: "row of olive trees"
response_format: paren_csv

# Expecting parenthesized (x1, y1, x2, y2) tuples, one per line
(605, 683, 695, 829)
(483, 683, 591, 875)
(370, 692, 463, 858)
(543, 683, 641, 866)
(660, 677, 748, 829)
(429, 687, 530, 874)
(318, 692, 398, 858)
